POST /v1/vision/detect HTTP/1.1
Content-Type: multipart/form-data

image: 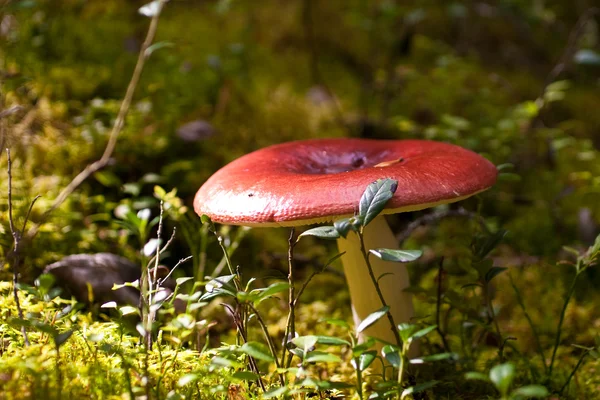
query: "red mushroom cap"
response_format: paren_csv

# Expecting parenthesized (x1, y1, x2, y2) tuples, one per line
(194, 138, 497, 227)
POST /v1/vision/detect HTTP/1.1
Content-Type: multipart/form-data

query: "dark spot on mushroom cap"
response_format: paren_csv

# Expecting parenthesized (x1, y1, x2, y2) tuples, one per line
(194, 138, 498, 226)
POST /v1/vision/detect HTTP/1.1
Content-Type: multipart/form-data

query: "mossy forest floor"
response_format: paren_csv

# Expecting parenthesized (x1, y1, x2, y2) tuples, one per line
(1, 0, 600, 398)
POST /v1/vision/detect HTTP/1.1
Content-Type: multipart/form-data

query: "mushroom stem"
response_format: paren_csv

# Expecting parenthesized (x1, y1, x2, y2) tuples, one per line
(337, 215, 415, 349)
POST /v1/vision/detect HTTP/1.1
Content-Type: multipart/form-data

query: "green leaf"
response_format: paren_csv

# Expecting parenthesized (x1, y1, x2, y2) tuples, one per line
(352, 338, 376, 357)
(154, 185, 167, 198)
(239, 342, 274, 362)
(490, 363, 515, 396)
(381, 345, 401, 368)
(252, 282, 290, 305)
(475, 230, 507, 259)
(401, 380, 439, 399)
(298, 226, 340, 240)
(485, 266, 507, 283)
(305, 351, 341, 363)
(54, 330, 73, 348)
(496, 163, 514, 171)
(320, 318, 350, 330)
(175, 277, 193, 286)
(210, 356, 243, 369)
(314, 380, 354, 390)
(30, 321, 58, 335)
(87, 333, 104, 343)
(201, 275, 237, 300)
(370, 248, 422, 262)
(292, 335, 318, 354)
(461, 282, 484, 290)
(351, 350, 377, 371)
(177, 373, 199, 387)
(498, 173, 521, 182)
(410, 352, 456, 364)
(145, 41, 174, 57)
(324, 252, 346, 268)
(119, 306, 139, 316)
(359, 178, 398, 226)
(122, 183, 141, 196)
(232, 371, 260, 381)
(35, 273, 56, 293)
(511, 385, 549, 398)
(411, 325, 438, 340)
(397, 323, 418, 343)
(263, 387, 289, 398)
(465, 371, 490, 381)
(315, 336, 351, 346)
(357, 306, 390, 333)
(334, 218, 354, 238)
(334, 216, 363, 238)
(94, 171, 121, 187)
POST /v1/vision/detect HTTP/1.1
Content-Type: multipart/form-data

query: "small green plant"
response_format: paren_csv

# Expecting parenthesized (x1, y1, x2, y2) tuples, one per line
(466, 363, 548, 400)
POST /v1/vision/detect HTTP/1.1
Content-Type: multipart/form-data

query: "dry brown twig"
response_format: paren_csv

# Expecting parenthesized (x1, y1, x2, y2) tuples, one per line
(6, 148, 40, 346)
(25, 0, 169, 240)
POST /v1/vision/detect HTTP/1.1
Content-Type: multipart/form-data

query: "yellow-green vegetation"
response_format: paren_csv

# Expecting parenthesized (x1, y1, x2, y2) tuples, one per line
(2, 0, 600, 398)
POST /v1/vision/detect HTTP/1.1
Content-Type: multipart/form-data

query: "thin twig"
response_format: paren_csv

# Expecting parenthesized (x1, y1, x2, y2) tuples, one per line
(0, 105, 23, 119)
(483, 280, 503, 349)
(148, 227, 177, 266)
(223, 303, 267, 392)
(435, 258, 451, 353)
(294, 252, 345, 307)
(248, 304, 285, 386)
(283, 228, 297, 369)
(26, 0, 168, 240)
(548, 270, 579, 380)
(508, 272, 547, 374)
(158, 255, 193, 286)
(211, 227, 250, 278)
(396, 208, 488, 243)
(559, 349, 590, 395)
(6, 148, 30, 346)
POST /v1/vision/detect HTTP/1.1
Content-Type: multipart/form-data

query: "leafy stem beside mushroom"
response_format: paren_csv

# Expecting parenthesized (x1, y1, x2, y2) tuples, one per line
(301, 178, 422, 347)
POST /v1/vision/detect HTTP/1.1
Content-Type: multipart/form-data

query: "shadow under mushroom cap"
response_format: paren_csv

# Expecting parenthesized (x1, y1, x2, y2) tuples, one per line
(194, 138, 498, 227)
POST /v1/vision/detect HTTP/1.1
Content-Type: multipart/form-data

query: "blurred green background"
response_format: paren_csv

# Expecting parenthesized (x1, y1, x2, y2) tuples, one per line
(1, 0, 600, 397)
(2, 0, 599, 273)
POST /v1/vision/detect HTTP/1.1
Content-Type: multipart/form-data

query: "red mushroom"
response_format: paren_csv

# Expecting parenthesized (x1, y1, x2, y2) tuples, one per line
(194, 138, 497, 347)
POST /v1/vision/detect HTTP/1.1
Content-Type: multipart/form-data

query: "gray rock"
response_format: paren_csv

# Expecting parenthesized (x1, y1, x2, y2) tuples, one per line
(43, 253, 176, 307)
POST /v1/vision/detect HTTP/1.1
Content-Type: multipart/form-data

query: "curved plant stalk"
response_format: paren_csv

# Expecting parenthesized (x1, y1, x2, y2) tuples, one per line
(547, 273, 578, 380)
(281, 228, 297, 369)
(559, 348, 590, 395)
(508, 272, 547, 375)
(6, 148, 39, 346)
(248, 304, 285, 386)
(26, 0, 169, 240)
(357, 228, 401, 347)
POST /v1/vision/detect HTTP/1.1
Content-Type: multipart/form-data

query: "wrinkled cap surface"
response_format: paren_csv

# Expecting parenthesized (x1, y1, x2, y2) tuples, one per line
(194, 138, 497, 227)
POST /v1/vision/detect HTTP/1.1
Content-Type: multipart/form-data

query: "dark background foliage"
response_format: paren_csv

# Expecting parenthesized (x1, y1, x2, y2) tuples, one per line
(0, 0, 599, 397)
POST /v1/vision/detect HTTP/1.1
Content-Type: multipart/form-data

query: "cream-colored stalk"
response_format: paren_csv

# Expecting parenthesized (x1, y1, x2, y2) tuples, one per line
(336, 215, 415, 352)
